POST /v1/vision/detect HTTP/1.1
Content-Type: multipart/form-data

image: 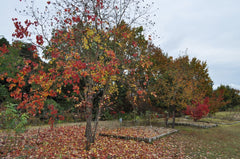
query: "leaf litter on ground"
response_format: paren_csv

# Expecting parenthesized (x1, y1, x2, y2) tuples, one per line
(1, 125, 186, 158)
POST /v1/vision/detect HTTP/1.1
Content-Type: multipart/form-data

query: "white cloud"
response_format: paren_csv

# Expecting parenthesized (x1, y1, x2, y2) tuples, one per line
(229, 84, 240, 90)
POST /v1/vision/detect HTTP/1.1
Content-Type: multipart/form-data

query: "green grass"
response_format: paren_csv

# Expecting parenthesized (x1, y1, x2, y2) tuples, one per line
(214, 111, 240, 120)
(199, 117, 235, 124)
(176, 123, 240, 158)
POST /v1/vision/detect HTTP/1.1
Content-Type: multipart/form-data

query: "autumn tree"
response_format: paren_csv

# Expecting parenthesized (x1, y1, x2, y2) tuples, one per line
(189, 57, 213, 97)
(149, 49, 213, 128)
(5, 0, 154, 150)
(208, 88, 228, 114)
(108, 21, 153, 114)
(0, 45, 19, 106)
(0, 40, 42, 106)
(150, 55, 192, 128)
(215, 85, 240, 111)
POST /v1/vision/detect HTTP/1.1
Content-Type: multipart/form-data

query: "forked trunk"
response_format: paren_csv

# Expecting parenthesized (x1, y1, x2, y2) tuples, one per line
(84, 98, 102, 150)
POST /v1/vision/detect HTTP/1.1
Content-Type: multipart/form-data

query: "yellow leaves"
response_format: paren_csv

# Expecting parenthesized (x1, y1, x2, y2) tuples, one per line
(49, 58, 56, 64)
(108, 82, 118, 95)
(57, 88, 61, 94)
(83, 37, 89, 49)
(130, 84, 136, 88)
(117, 42, 122, 48)
(93, 86, 99, 91)
(100, 78, 106, 85)
(93, 35, 101, 43)
(111, 75, 117, 81)
(82, 28, 103, 50)
(99, 55, 104, 61)
(87, 29, 94, 36)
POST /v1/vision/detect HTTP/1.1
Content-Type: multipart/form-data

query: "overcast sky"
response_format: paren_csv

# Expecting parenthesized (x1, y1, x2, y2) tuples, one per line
(1, 0, 240, 90)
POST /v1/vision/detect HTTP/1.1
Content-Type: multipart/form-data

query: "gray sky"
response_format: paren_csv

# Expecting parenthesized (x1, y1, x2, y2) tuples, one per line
(1, 0, 240, 90)
(150, 0, 240, 90)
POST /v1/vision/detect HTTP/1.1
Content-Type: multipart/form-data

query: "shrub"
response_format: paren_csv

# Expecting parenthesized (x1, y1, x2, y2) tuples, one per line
(101, 109, 114, 120)
(0, 103, 28, 133)
(185, 98, 210, 121)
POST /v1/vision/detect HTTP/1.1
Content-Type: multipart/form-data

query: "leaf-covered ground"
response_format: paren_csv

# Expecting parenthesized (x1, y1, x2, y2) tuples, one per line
(1, 125, 185, 158)
(1, 123, 239, 158)
(100, 126, 177, 139)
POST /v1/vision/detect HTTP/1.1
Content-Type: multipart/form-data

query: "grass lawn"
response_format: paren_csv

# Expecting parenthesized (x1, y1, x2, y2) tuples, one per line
(176, 123, 240, 158)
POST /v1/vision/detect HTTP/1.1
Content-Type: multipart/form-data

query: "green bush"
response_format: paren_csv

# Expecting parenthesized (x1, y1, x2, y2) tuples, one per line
(0, 103, 28, 133)
(0, 84, 8, 101)
(101, 109, 114, 120)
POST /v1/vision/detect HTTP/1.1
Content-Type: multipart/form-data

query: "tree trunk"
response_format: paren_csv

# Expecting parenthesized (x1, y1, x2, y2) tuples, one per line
(92, 104, 101, 143)
(85, 106, 93, 151)
(165, 111, 169, 127)
(172, 106, 176, 128)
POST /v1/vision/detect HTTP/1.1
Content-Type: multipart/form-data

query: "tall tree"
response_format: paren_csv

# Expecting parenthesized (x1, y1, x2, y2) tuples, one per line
(8, 0, 154, 150)
(213, 85, 239, 111)
(149, 49, 213, 128)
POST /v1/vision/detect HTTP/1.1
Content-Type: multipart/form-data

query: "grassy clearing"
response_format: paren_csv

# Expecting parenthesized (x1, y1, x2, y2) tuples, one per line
(176, 123, 240, 158)
(199, 110, 240, 124)
(213, 111, 240, 121)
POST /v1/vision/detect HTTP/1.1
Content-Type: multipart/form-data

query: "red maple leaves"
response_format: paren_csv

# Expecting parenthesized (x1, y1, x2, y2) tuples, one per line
(36, 35, 44, 45)
(0, 44, 8, 56)
(12, 18, 38, 39)
(185, 98, 210, 121)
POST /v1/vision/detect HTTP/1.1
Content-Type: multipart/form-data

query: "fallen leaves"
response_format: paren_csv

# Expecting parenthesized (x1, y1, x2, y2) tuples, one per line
(0, 125, 186, 158)
(100, 126, 176, 139)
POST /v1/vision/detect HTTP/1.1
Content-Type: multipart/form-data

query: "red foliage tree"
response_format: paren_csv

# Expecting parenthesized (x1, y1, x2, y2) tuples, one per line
(185, 97, 210, 121)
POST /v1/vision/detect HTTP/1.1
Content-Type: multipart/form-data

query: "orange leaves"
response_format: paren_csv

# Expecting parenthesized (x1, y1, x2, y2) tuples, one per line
(0, 44, 9, 56)
(20, 65, 31, 75)
(18, 80, 25, 88)
(106, 50, 116, 58)
(137, 90, 143, 95)
(10, 88, 22, 99)
(0, 72, 7, 80)
(9, 83, 16, 90)
(81, 71, 88, 77)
